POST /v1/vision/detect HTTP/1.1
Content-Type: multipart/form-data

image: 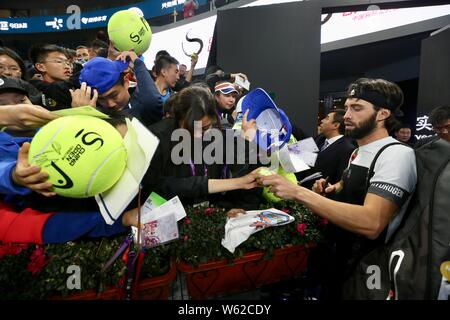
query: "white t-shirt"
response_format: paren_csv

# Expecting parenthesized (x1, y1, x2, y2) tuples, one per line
(350, 136, 417, 207)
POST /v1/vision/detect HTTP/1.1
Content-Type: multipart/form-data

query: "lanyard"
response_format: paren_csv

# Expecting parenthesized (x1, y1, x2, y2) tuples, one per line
(101, 234, 133, 273)
(189, 159, 208, 177)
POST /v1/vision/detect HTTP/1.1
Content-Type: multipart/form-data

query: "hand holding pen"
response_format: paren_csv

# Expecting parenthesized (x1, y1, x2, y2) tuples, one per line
(311, 176, 334, 196)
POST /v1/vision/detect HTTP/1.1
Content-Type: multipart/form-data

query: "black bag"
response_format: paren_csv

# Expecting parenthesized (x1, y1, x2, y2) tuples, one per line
(343, 138, 450, 299)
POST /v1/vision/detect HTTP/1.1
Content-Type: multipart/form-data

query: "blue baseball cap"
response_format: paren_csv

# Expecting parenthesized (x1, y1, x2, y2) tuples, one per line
(241, 88, 292, 151)
(79, 57, 129, 94)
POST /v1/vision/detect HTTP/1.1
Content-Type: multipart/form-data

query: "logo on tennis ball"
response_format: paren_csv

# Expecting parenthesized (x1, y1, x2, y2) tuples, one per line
(49, 161, 74, 189)
(130, 33, 142, 44)
(75, 128, 104, 150)
(50, 128, 105, 191)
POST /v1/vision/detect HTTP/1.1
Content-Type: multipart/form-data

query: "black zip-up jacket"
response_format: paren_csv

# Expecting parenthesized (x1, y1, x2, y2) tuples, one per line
(140, 118, 262, 210)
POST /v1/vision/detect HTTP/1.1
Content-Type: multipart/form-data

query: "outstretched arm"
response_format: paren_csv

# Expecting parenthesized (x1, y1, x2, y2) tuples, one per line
(257, 173, 398, 239)
(0, 104, 58, 130)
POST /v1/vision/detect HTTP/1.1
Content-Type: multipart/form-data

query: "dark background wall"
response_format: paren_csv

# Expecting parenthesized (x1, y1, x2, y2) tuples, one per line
(215, 1, 322, 136)
(417, 27, 450, 117)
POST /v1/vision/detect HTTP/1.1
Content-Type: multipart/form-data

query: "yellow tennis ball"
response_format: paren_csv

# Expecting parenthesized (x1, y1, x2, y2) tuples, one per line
(258, 167, 274, 176)
(107, 9, 152, 56)
(262, 167, 297, 203)
(28, 115, 127, 198)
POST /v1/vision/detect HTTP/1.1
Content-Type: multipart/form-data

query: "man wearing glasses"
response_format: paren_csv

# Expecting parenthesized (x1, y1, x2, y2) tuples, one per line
(29, 44, 75, 110)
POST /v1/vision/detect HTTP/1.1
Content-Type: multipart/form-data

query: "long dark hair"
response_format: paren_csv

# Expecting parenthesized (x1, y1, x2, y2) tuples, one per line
(0, 47, 28, 80)
(173, 85, 220, 134)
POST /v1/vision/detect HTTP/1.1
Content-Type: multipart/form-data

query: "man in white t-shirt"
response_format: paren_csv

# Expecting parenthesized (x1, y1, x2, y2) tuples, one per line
(257, 78, 417, 298)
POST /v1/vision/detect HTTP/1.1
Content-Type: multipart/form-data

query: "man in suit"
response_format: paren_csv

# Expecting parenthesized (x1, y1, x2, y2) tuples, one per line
(298, 109, 356, 190)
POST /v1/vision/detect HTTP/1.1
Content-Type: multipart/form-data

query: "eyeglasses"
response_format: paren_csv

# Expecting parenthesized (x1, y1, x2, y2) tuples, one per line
(44, 59, 72, 66)
(0, 65, 22, 73)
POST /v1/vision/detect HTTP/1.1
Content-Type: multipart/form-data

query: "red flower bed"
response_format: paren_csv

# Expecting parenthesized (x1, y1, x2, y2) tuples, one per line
(53, 261, 177, 300)
(178, 244, 313, 300)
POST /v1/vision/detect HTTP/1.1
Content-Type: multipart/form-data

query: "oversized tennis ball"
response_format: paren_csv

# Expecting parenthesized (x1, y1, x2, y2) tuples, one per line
(107, 9, 152, 56)
(28, 115, 127, 198)
(258, 167, 274, 176)
(262, 167, 298, 203)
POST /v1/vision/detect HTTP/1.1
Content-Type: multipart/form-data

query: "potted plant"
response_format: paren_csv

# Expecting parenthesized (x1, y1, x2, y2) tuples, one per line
(0, 237, 125, 300)
(174, 201, 324, 299)
(0, 235, 175, 300)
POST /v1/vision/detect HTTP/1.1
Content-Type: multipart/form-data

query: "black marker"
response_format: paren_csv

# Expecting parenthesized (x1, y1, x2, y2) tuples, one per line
(322, 176, 330, 195)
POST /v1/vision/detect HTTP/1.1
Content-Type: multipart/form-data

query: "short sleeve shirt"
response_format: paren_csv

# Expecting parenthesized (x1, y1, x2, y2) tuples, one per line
(350, 136, 417, 207)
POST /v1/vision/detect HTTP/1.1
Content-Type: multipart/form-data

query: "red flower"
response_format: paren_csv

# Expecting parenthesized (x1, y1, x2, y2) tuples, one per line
(27, 246, 47, 276)
(0, 243, 29, 259)
(184, 218, 191, 225)
(296, 223, 307, 236)
(281, 209, 290, 214)
(118, 275, 126, 288)
(183, 235, 189, 242)
(320, 218, 329, 227)
(204, 208, 215, 215)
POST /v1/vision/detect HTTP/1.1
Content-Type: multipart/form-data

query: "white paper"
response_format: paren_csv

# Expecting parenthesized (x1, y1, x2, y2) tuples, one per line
(132, 212, 179, 248)
(140, 196, 187, 223)
(221, 208, 294, 253)
(293, 137, 319, 153)
(297, 151, 318, 167)
(278, 144, 310, 173)
(95, 118, 159, 225)
(131, 195, 185, 246)
(234, 75, 250, 91)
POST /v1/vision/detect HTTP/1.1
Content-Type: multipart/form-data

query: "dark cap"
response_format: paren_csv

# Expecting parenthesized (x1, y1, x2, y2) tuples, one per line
(0, 76, 28, 95)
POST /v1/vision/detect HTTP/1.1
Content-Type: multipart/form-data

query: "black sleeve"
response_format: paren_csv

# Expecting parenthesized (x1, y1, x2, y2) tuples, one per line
(129, 59, 163, 127)
(139, 132, 209, 202)
(20, 80, 43, 106)
(29, 80, 73, 110)
(210, 187, 263, 211)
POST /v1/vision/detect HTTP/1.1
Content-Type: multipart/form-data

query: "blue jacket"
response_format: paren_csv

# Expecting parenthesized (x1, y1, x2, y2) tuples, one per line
(0, 132, 32, 195)
(126, 58, 163, 127)
(0, 131, 127, 243)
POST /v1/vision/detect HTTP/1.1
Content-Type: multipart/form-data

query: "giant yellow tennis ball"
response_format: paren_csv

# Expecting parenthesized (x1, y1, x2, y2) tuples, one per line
(107, 9, 152, 56)
(28, 115, 127, 198)
(262, 167, 298, 203)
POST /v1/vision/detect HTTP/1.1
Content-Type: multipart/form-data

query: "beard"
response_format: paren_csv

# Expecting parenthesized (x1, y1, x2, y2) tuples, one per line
(345, 111, 378, 139)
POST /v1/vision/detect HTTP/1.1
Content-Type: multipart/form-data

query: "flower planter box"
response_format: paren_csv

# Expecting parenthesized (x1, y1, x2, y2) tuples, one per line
(132, 261, 177, 300)
(52, 262, 177, 300)
(177, 244, 312, 300)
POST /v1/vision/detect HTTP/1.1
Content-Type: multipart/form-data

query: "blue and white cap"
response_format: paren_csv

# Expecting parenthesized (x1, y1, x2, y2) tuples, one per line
(240, 88, 292, 151)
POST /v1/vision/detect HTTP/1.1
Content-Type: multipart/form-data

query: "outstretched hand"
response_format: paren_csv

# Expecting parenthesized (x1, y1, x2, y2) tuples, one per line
(241, 109, 257, 142)
(256, 170, 300, 201)
(2, 104, 58, 130)
(312, 178, 337, 196)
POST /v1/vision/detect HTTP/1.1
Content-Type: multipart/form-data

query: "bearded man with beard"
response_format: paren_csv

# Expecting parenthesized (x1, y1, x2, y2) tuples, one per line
(256, 78, 417, 299)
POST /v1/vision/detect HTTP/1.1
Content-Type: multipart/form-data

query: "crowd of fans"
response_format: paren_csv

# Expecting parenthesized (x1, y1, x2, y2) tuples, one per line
(0, 24, 448, 300)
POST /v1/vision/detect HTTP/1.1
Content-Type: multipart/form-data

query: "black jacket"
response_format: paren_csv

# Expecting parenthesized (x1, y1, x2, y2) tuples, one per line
(29, 79, 74, 110)
(125, 59, 163, 127)
(297, 136, 356, 190)
(140, 118, 261, 210)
